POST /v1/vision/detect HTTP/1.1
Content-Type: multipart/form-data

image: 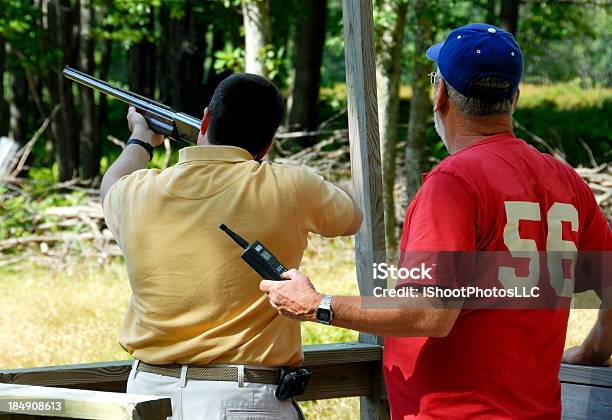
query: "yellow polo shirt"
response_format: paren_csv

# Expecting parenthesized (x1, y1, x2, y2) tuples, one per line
(103, 145, 354, 367)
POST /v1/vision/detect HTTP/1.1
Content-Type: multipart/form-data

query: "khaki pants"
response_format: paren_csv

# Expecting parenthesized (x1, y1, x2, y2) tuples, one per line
(127, 361, 304, 420)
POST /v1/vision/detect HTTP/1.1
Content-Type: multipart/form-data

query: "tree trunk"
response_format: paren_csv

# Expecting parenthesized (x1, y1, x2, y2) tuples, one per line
(500, 0, 519, 35)
(159, 1, 207, 116)
(0, 37, 6, 137)
(286, 0, 327, 145)
(242, 0, 271, 77)
(97, 0, 113, 137)
(179, 0, 208, 116)
(79, 0, 99, 181)
(0, 36, 8, 137)
(7, 44, 29, 147)
(405, 0, 434, 200)
(159, 4, 182, 108)
(202, 28, 228, 104)
(128, 10, 156, 97)
(486, 0, 498, 25)
(44, 0, 80, 181)
(375, 0, 408, 262)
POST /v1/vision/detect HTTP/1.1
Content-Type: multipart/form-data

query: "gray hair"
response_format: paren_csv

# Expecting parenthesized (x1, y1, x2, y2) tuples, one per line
(436, 70, 515, 118)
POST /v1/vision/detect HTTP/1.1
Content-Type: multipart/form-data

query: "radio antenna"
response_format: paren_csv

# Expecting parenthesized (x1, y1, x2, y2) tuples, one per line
(219, 224, 249, 249)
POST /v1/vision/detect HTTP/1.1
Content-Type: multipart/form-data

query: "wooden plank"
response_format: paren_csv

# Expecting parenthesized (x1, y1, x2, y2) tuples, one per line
(561, 383, 612, 419)
(303, 342, 382, 365)
(342, 0, 389, 418)
(0, 383, 171, 419)
(298, 362, 373, 401)
(0, 361, 132, 394)
(560, 364, 612, 389)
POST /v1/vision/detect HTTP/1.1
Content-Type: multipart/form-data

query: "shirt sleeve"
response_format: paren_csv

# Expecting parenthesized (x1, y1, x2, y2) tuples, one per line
(397, 171, 477, 289)
(102, 171, 147, 247)
(293, 168, 355, 238)
(102, 178, 125, 245)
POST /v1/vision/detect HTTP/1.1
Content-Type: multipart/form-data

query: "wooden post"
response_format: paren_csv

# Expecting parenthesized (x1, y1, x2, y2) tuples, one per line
(342, 0, 389, 419)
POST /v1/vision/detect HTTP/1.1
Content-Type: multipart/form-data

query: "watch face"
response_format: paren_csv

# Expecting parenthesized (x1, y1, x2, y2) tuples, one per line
(316, 308, 331, 322)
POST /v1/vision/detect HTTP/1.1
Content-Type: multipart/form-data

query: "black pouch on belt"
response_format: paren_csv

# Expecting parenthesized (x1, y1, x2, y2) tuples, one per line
(275, 368, 312, 400)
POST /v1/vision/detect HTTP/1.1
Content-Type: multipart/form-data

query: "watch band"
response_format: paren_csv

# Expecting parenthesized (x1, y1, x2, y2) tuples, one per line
(316, 294, 333, 325)
(320, 295, 332, 309)
(127, 138, 153, 161)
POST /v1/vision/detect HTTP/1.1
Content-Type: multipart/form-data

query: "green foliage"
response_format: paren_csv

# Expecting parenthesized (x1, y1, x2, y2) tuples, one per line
(262, 45, 286, 81)
(0, 185, 88, 242)
(96, 0, 160, 45)
(214, 44, 245, 73)
(0, 0, 59, 71)
(514, 83, 612, 165)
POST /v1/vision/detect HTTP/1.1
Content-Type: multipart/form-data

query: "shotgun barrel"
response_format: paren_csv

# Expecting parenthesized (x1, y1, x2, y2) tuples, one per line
(63, 66, 200, 144)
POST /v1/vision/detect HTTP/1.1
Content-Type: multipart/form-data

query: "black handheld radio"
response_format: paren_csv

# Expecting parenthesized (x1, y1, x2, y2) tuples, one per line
(220, 224, 312, 399)
(220, 224, 288, 280)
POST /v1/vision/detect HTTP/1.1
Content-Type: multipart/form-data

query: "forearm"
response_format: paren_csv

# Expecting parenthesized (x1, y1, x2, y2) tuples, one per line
(578, 308, 612, 365)
(330, 296, 460, 337)
(100, 144, 149, 202)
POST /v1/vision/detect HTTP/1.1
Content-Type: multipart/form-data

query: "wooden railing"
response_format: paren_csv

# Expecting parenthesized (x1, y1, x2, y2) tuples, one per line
(2, 342, 612, 419)
(0, 343, 381, 402)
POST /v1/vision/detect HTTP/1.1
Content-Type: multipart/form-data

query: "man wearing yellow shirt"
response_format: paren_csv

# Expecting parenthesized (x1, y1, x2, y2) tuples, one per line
(101, 73, 362, 419)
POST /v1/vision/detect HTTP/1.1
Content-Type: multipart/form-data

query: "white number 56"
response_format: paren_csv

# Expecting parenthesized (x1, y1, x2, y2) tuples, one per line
(500, 201, 578, 297)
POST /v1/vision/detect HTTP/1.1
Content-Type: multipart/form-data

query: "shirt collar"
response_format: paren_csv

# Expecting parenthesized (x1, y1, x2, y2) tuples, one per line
(178, 145, 254, 164)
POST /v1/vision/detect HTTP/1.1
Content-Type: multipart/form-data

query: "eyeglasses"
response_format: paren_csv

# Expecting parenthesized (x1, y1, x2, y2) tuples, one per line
(428, 72, 440, 85)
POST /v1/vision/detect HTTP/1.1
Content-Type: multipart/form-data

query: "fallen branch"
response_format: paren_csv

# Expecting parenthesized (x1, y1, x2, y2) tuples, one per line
(10, 105, 61, 177)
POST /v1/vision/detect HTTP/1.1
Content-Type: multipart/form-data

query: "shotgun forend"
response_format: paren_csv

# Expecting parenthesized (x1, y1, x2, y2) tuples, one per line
(63, 66, 200, 144)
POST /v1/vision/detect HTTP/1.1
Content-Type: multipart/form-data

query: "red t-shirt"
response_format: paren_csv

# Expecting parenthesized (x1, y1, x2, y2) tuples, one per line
(383, 133, 611, 419)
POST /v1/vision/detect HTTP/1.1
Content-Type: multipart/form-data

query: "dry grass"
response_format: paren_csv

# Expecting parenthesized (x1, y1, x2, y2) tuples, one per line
(0, 234, 599, 419)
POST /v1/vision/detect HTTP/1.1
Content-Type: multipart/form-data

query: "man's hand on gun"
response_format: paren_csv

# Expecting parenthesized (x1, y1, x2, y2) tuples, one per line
(127, 106, 164, 147)
(260, 269, 322, 322)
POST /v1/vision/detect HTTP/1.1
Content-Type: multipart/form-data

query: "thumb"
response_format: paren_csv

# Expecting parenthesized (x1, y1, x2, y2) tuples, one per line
(282, 268, 300, 280)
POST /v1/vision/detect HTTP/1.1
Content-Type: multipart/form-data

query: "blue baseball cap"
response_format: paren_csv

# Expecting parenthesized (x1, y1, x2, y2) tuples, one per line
(426, 23, 523, 102)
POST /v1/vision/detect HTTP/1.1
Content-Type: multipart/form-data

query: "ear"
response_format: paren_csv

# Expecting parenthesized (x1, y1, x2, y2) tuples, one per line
(253, 140, 273, 161)
(512, 89, 521, 111)
(434, 81, 448, 112)
(200, 107, 211, 136)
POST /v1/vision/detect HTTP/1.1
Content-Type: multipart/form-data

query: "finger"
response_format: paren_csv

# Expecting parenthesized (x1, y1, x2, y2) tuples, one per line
(260, 280, 275, 293)
(282, 268, 301, 280)
(128, 105, 136, 114)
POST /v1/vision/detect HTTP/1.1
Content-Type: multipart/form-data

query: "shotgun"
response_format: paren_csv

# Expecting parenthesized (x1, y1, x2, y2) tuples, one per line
(63, 66, 200, 144)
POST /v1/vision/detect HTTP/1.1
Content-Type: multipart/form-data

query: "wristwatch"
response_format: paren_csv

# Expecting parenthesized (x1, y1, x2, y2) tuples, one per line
(127, 138, 154, 161)
(315, 295, 333, 325)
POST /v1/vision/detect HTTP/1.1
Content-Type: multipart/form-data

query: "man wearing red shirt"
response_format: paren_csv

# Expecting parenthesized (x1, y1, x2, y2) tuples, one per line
(261, 23, 611, 418)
